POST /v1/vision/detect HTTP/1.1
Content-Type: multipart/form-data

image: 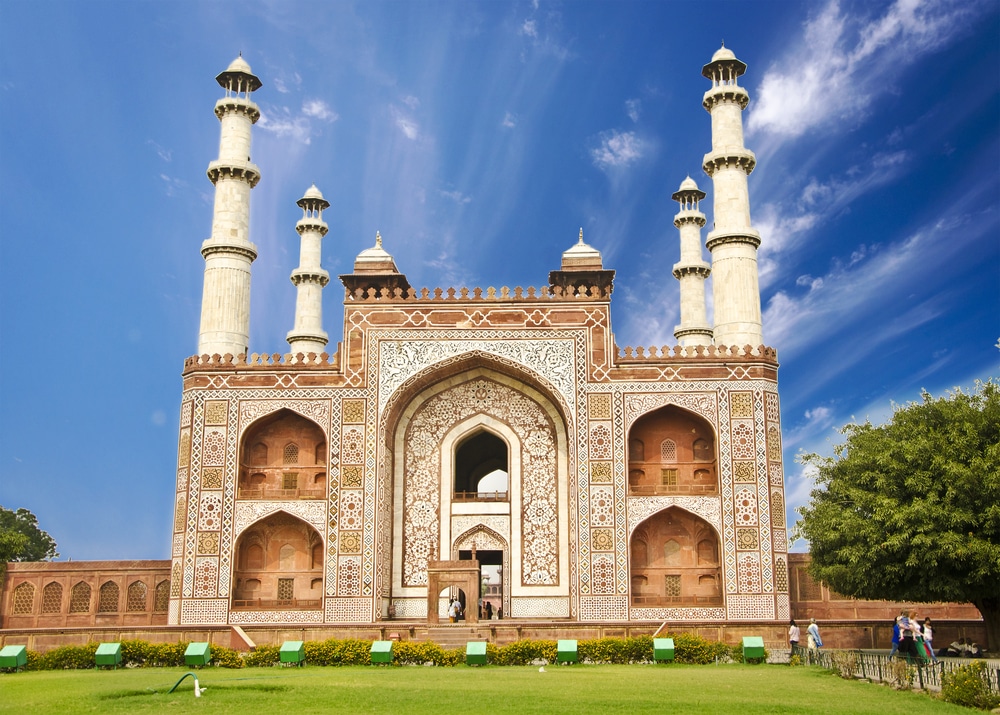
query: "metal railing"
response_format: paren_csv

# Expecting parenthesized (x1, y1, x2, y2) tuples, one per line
(230, 598, 322, 610)
(631, 594, 724, 606)
(628, 484, 719, 496)
(237, 487, 326, 500)
(791, 645, 1000, 694)
(452, 491, 508, 502)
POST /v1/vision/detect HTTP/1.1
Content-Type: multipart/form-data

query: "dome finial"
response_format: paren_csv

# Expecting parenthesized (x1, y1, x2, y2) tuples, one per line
(375, 231, 382, 248)
(578, 227, 584, 245)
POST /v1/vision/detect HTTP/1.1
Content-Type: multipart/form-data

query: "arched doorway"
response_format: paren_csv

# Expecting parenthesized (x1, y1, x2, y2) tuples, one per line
(629, 508, 722, 607)
(237, 409, 327, 500)
(231, 512, 323, 610)
(627, 405, 718, 495)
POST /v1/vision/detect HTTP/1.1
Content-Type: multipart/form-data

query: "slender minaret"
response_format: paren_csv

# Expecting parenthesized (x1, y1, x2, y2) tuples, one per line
(287, 185, 330, 355)
(701, 45, 763, 348)
(672, 177, 713, 347)
(197, 55, 262, 358)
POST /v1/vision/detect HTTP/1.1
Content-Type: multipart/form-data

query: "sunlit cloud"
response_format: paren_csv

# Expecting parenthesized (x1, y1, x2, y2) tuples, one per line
(502, 111, 517, 129)
(439, 189, 472, 204)
(302, 99, 338, 122)
(147, 140, 172, 162)
(390, 105, 419, 140)
(749, 0, 982, 139)
(520, 19, 538, 38)
(591, 130, 645, 171)
(625, 98, 641, 122)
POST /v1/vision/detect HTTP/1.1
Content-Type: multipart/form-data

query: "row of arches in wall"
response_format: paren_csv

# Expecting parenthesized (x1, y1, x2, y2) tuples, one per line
(10, 580, 170, 616)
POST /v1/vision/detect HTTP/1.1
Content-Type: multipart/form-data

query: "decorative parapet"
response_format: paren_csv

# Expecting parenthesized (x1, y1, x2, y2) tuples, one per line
(183, 350, 341, 371)
(344, 284, 611, 302)
(614, 344, 777, 363)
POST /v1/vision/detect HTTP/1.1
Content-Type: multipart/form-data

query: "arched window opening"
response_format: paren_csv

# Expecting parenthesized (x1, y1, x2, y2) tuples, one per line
(41, 582, 63, 614)
(98, 581, 119, 613)
(12, 582, 34, 615)
(454, 431, 508, 501)
(239, 410, 326, 500)
(627, 406, 718, 495)
(630, 508, 722, 607)
(69, 582, 91, 613)
(154, 580, 170, 612)
(126, 581, 147, 612)
(232, 512, 323, 611)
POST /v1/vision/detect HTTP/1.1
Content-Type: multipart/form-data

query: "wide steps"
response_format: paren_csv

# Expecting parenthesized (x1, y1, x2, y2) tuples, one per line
(422, 625, 489, 649)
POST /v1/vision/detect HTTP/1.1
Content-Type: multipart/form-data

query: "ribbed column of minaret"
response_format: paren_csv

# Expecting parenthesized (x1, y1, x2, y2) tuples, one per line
(287, 185, 330, 355)
(701, 45, 763, 348)
(672, 177, 714, 347)
(197, 56, 262, 358)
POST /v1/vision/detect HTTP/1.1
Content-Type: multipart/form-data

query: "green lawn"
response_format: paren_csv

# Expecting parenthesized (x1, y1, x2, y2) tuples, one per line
(0, 664, 970, 714)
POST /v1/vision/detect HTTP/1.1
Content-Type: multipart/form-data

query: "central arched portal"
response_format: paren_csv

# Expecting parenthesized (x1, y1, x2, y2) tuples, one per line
(388, 364, 569, 619)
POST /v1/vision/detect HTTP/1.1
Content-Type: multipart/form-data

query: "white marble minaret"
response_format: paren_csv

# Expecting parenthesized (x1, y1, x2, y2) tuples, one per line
(197, 56, 262, 358)
(701, 45, 763, 348)
(672, 177, 713, 347)
(286, 185, 330, 355)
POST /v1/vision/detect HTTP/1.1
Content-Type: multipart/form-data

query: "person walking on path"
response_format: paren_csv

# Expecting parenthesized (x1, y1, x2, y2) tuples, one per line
(889, 611, 903, 658)
(788, 619, 800, 657)
(922, 618, 938, 663)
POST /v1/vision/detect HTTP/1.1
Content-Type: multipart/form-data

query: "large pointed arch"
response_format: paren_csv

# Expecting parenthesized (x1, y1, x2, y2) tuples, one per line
(236, 408, 328, 500)
(627, 403, 719, 496)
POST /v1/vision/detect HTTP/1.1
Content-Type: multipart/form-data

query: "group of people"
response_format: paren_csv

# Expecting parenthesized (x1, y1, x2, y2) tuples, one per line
(944, 637, 986, 658)
(888, 611, 937, 662)
(447, 598, 502, 622)
(788, 618, 822, 654)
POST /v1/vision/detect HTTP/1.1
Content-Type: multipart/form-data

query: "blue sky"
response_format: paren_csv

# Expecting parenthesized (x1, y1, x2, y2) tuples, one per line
(1, 0, 997, 560)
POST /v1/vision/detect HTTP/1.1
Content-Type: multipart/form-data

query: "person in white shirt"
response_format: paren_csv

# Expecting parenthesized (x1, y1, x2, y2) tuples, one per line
(788, 619, 801, 655)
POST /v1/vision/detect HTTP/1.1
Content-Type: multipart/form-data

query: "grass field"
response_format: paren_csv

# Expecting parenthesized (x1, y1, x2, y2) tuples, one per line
(0, 664, 972, 715)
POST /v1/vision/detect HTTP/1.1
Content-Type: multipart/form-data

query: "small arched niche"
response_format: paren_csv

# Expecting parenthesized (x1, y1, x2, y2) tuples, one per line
(629, 507, 722, 607)
(453, 429, 509, 501)
(231, 511, 323, 610)
(237, 409, 326, 500)
(627, 405, 718, 495)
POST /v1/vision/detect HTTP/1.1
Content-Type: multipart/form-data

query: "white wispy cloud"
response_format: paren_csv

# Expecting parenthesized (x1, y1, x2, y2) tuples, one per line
(591, 130, 645, 171)
(439, 189, 472, 204)
(502, 111, 517, 129)
(302, 99, 338, 122)
(391, 106, 419, 140)
(748, 0, 982, 140)
(147, 140, 172, 162)
(401, 95, 420, 109)
(625, 98, 641, 122)
(520, 19, 538, 38)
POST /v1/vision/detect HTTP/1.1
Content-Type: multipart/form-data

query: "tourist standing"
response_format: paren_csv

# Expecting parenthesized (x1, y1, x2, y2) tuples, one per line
(889, 611, 903, 657)
(922, 618, 938, 663)
(807, 618, 823, 651)
(788, 619, 800, 656)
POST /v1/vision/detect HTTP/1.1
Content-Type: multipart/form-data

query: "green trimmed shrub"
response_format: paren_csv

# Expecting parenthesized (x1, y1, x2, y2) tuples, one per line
(303, 638, 371, 666)
(942, 661, 1000, 710)
(491, 639, 557, 665)
(393, 641, 461, 666)
(244, 644, 280, 667)
(211, 644, 244, 669)
(666, 633, 732, 664)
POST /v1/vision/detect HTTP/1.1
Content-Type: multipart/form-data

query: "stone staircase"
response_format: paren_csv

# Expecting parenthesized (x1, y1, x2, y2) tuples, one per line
(422, 625, 490, 649)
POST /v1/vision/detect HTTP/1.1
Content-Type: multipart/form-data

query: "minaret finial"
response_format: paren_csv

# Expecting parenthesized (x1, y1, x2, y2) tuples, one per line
(375, 231, 382, 248)
(578, 227, 584, 244)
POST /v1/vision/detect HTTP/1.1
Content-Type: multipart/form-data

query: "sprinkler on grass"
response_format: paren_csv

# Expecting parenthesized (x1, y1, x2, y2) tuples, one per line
(167, 671, 207, 698)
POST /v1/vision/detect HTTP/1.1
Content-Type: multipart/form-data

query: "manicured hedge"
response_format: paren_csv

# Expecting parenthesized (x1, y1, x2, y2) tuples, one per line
(16, 632, 751, 671)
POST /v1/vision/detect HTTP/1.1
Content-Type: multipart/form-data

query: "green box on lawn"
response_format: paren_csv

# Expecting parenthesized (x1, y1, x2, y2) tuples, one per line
(280, 640, 305, 665)
(653, 638, 675, 662)
(557, 639, 578, 663)
(742, 636, 766, 661)
(95, 642, 122, 667)
(370, 640, 393, 664)
(466, 641, 488, 665)
(0, 645, 27, 669)
(184, 642, 212, 666)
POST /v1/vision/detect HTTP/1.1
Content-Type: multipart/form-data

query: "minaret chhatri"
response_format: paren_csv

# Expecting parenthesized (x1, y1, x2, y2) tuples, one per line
(286, 185, 330, 355)
(671, 177, 713, 347)
(197, 55, 262, 358)
(701, 44, 763, 348)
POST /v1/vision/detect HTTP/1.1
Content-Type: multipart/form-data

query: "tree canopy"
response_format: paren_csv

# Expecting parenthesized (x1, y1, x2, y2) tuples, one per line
(0, 506, 59, 563)
(796, 379, 1000, 649)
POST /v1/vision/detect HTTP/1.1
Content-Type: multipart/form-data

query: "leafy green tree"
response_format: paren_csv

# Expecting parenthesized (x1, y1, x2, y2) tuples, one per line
(0, 506, 58, 562)
(796, 380, 1000, 650)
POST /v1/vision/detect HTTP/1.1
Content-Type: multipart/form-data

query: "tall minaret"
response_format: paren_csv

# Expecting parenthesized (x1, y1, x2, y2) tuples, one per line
(197, 56, 262, 358)
(671, 177, 713, 347)
(286, 185, 330, 355)
(701, 45, 763, 348)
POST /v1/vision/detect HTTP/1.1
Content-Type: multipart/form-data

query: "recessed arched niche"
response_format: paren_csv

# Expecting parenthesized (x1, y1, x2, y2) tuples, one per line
(629, 508, 722, 607)
(231, 512, 323, 610)
(627, 405, 718, 495)
(237, 409, 327, 500)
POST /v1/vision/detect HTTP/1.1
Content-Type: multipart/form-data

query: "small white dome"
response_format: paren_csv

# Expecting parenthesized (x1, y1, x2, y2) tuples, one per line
(302, 184, 324, 201)
(561, 228, 604, 270)
(712, 45, 736, 62)
(226, 55, 253, 75)
(679, 176, 699, 192)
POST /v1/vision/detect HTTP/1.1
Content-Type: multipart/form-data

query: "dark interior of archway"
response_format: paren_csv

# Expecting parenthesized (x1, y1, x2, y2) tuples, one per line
(459, 549, 502, 565)
(454, 431, 508, 494)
